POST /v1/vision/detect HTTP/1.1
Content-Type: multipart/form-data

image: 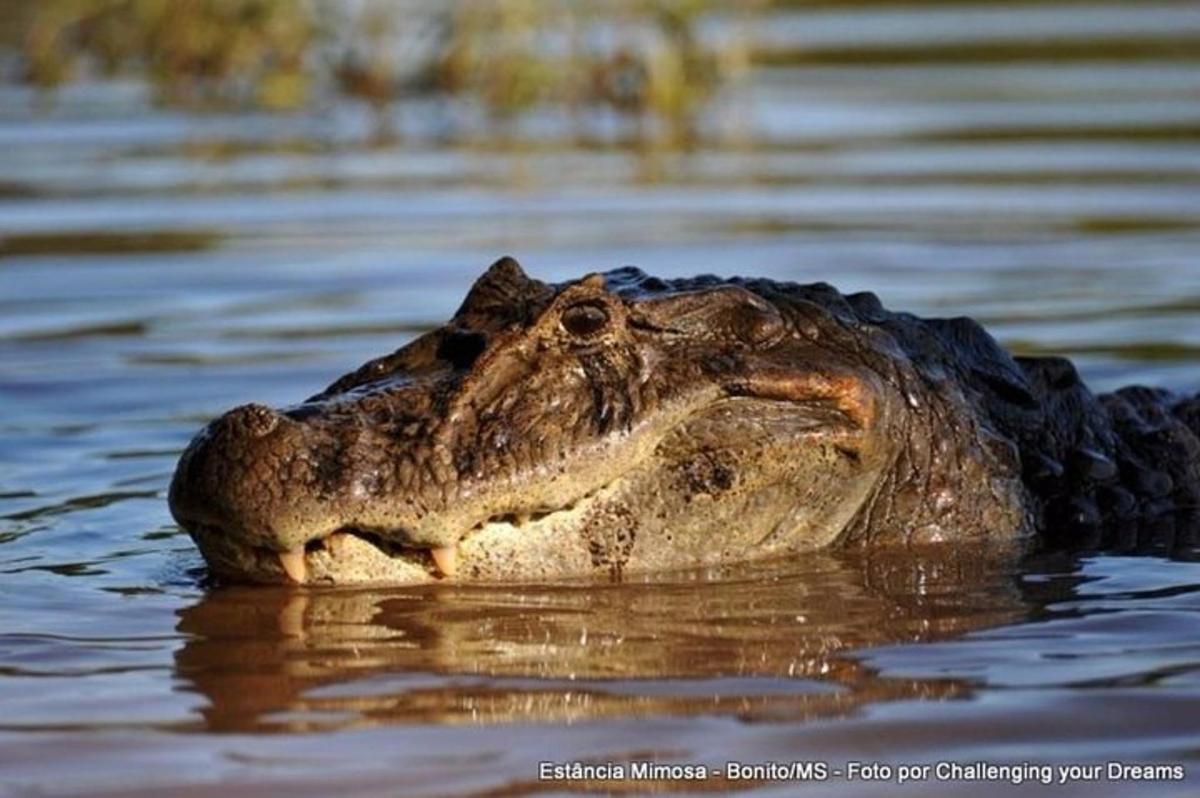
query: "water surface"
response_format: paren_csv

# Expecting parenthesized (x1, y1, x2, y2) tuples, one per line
(2, 2, 1200, 795)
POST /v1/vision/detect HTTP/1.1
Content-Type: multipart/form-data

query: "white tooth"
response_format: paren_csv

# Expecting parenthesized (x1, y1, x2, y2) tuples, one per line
(278, 548, 307, 583)
(430, 545, 458, 577)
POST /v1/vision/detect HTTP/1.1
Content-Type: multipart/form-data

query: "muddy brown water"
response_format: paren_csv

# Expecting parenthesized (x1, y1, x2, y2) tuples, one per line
(2, 2, 1200, 795)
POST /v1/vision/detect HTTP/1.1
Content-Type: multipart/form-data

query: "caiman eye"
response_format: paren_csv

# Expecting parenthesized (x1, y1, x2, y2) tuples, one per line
(561, 301, 609, 337)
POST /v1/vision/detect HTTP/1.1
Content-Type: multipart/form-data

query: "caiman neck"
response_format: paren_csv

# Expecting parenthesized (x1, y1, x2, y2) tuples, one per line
(1017, 357, 1200, 552)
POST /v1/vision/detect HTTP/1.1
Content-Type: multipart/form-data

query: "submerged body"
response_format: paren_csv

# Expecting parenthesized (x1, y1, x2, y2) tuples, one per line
(169, 258, 1200, 585)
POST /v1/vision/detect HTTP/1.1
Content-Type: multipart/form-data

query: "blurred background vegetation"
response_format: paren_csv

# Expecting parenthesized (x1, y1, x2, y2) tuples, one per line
(1, 0, 760, 148)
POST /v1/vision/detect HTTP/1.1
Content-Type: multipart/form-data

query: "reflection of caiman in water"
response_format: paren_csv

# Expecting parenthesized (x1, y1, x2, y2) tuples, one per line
(175, 544, 1042, 733)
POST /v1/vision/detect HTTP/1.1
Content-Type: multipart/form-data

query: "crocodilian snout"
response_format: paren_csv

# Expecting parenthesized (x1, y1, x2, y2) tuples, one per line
(169, 402, 316, 556)
(169, 402, 351, 584)
(169, 400, 461, 585)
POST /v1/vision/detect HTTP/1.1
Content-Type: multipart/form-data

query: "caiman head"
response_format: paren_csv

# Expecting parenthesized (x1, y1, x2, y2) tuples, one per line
(169, 257, 1028, 585)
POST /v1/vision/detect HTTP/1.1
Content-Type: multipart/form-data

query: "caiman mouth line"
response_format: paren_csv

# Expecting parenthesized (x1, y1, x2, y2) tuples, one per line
(180, 393, 867, 586)
(298, 398, 852, 585)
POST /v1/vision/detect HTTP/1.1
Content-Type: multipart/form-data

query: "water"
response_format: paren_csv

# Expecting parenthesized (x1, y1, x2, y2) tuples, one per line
(2, 2, 1200, 795)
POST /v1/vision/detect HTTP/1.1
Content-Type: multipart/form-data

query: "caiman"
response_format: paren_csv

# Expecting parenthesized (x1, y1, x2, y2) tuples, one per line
(169, 257, 1200, 585)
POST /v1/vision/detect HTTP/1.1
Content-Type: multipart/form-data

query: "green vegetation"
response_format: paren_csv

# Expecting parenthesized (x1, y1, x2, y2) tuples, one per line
(16, 0, 316, 108)
(2, 0, 753, 147)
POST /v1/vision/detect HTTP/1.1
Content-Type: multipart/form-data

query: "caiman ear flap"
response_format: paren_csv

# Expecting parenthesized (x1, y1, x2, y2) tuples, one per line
(454, 256, 551, 326)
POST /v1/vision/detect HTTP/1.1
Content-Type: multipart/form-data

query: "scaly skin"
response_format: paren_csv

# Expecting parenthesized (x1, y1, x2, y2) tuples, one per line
(168, 257, 1200, 585)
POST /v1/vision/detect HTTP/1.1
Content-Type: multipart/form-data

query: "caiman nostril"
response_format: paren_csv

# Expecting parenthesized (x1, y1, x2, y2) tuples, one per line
(224, 403, 281, 438)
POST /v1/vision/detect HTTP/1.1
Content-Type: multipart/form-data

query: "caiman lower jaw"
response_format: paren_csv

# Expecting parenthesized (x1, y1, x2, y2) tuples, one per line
(188, 481, 615, 586)
(182, 522, 435, 586)
(281, 528, 450, 584)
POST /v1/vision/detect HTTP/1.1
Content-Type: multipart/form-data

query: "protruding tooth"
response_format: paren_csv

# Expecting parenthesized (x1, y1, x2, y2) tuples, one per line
(430, 545, 458, 577)
(278, 548, 307, 583)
